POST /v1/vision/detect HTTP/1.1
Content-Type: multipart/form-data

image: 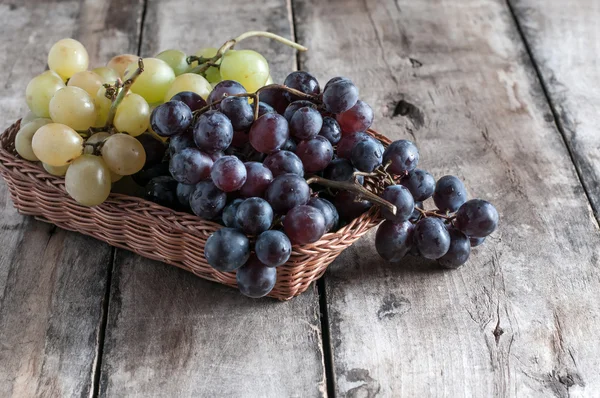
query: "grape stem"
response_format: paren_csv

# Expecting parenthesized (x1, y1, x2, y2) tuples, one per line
(103, 58, 145, 131)
(415, 207, 455, 220)
(305, 176, 398, 216)
(84, 140, 106, 155)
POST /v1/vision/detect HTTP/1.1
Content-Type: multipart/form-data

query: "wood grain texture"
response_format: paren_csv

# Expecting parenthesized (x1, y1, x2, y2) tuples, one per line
(508, 0, 600, 219)
(0, 1, 143, 396)
(294, 0, 600, 396)
(99, 1, 326, 396)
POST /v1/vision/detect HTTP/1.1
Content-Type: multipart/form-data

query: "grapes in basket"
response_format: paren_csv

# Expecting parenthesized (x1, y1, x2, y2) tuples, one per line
(15, 33, 498, 299)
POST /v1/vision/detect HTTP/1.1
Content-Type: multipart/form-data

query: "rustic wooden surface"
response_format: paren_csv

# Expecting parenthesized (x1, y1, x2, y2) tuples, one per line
(1, 0, 600, 397)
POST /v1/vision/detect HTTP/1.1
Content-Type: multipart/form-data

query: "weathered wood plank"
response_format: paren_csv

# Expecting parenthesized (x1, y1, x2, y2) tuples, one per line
(0, 0, 143, 396)
(98, 1, 326, 396)
(508, 1, 600, 217)
(294, 0, 600, 396)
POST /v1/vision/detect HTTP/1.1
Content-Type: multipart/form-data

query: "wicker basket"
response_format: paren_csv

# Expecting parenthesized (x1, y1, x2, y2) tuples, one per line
(0, 120, 389, 300)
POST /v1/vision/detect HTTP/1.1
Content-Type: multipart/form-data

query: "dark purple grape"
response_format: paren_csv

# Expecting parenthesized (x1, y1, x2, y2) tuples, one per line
(322, 79, 359, 114)
(145, 176, 178, 208)
(168, 131, 195, 155)
(176, 183, 196, 209)
(209, 151, 223, 162)
(455, 199, 498, 238)
(323, 158, 363, 184)
(207, 80, 246, 105)
(236, 256, 277, 298)
(150, 100, 193, 137)
(323, 76, 349, 91)
(336, 100, 373, 134)
(136, 133, 167, 167)
(249, 113, 289, 154)
(189, 181, 227, 220)
(409, 201, 424, 222)
(170, 91, 207, 112)
(235, 197, 274, 235)
(265, 173, 310, 214)
(222, 198, 243, 228)
(433, 175, 467, 213)
(258, 102, 276, 117)
(380, 185, 415, 223)
(231, 130, 249, 148)
(280, 138, 297, 152)
(255, 230, 292, 267)
(283, 71, 320, 101)
(470, 236, 486, 247)
(413, 217, 451, 259)
(132, 162, 169, 187)
(193, 110, 234, 153)
(290, 107, 323, 140)
(383, 140, 420, 175)
(263, 150, 304, 177)
(334, 191, 372, 221)
(220, 96, 254, 130)
(284, 205, 326, 245)
(337, 132, 370, 159)
(351, 138, 383, 172)
(375, 220, 414, 262)
(438, 228, 471, 268)
(211, 156, 247, 192)
(205, 227, 250, 271)
(400, 169, 435, 201)
(307, 197, 338, 232)
(283, 100, 317, 122)
(319, 117, 342, 145)
(240, 162, 273, 198)
(169, 147, 212, 184)
(259, 87, 290, 114)
(296, 136, 333, 173)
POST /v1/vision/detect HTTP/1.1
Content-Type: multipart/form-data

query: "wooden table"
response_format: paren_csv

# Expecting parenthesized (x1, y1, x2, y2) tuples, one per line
(1, 0, 599, 396)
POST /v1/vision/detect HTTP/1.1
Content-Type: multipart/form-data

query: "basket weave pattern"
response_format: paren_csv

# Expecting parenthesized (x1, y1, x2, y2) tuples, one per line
(0, 120, 388, 300)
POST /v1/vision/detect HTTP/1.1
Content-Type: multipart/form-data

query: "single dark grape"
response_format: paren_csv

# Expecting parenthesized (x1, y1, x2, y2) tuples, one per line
(176, 183, 196, 209)
(211, 156, 247, 192)
(290, 107, 323, 141)
(207, 80, 246, 105)
(168, 130, 195, 155)
(296, 136, 333, 173)
(231, 130, 249, 148)
(307, 197, 339, 232)
(170, 91, 207, 112)
(322, 79, 359, 114)
(337, 132, 370, 159)
(258, 102, 276, 117)
(413, 217, 451, 259)
(263, 150, 304, 177)
(259, 87, 290, 114)
(222, 198, 244, 228)
(336, 100, 373, 134)
(235, 197, 274, 235)
(189, 181, 227, 219)
(249, 113, 290, 154)
(334, 191, 372, 221)
(319, 116, 342, 145)
(351, 138, 383, 172)
(383, 140, 420, 175)
(283, 71, 320, 101)
(169, 147, 213, 184)
(209, 151, 223, 162)
(150, 100, 193, 137)
(438, 228, 471, 268)
(455, 199, 499, 238)
(375, 220, 414, 262)
(265, 173, 310, 214)
(145, 176, 178, 208)
(132, 162, 170, 187)
(409, 201, 424, 222)
(323, 76, 349, 92)
(433, 175, 467, 212)
(220, 96, 254, 131)
(136, 133, 167, 167)
(255, 230, 292, 267)
(400, 169, 435, 202)
(280, 138, 297, 152)
(240, 162, 273, 198)
(470, 236, 486, 247)
(193, 110, 234, 153)
(236, 256, 277, 298)
(284, 205, 326, 245)
(283, 100, 317, 122)
(381, 185, 415, 223)
(204, 227, 250, 271)
(323, 158, 364, 185)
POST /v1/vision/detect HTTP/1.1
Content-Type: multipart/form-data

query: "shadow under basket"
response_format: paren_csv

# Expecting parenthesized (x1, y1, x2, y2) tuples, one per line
(0, 120, 389, 300)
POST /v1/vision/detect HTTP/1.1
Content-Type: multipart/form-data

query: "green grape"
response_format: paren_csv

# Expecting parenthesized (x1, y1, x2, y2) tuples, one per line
(94, 86, 112, 127)
(101, 133, 146, 175)
(92, 67, 120, 84)
(47, 38, 89, 80)
(21, 111, 39, 125)
(156, 49, 189, 76)
(193, 47, 222, 83)
(84, 132, 111, 154)
(49, 86, 97, 130)
(110, 171, 123, 183)
(43, 162, 69, 176)
(15, 118, 52, 161)
(114, 93, 150, 136)
(164, 73, 212, 101)
(67, 70, 103, 96)
(220, 50, 269, 93)
(25, 70, 65, 118)
(107, 54, 139, 78)
(65, 155, 111, 206)
(124, 58, 175, 104)
(32, 123, 83, 166)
